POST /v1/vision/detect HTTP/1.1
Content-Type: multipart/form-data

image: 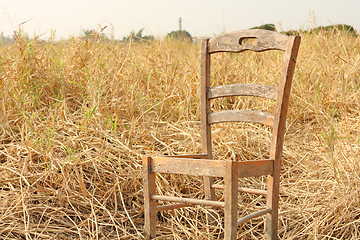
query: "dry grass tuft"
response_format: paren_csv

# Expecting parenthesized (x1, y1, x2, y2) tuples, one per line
(0, 30, 360, 239)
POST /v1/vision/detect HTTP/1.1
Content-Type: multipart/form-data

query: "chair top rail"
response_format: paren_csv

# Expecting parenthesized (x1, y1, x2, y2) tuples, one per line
(208, 29, 289, 53)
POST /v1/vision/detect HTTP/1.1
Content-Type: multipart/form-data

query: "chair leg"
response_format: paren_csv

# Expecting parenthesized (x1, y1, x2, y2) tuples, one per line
(224, 161, 238, 240)
(204, 176, 215, 200)
(143, 156, 157, 239)
(265, 175, 279, 240)
(204, 176, 217, 227)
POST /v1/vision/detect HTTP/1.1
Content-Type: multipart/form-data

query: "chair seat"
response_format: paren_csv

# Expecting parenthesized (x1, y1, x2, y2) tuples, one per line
(150, 156, 274, 178)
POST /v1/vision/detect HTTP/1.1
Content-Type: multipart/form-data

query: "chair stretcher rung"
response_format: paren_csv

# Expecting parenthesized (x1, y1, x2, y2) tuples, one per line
(211, 184, 267, 195)
(237, 208, 271, 226)
(151, 195, 225, 208)
(156, 203, 190, 211)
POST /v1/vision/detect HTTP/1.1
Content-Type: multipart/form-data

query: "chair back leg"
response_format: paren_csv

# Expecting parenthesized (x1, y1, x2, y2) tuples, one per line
(265, 175, 279, 240)
(204, 176, 215, 200)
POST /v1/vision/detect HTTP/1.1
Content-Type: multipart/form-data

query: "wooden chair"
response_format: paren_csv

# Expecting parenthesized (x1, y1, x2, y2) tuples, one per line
(143, 29, 301, 240)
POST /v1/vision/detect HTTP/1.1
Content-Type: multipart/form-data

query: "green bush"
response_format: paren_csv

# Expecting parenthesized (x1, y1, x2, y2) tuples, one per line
(310, 24, 357, 34)
(166, 30, 192, 40)
(121, 29, 154, 43)
(251, 24, 276, 31)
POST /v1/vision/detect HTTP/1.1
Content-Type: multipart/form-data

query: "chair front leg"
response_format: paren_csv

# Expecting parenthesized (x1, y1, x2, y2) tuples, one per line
(224, 161, 238, 240)
(143, 156, 157, 239)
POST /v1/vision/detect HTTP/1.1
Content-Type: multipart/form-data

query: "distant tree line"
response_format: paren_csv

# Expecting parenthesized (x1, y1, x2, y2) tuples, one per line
(121, 29, 192, 43)
(115, 23, 358, 43)
(1, 23, 357, 44)
(121, 28, 154, 43)
(0, 28, 193, 44)
(251, 23, 357, 36)
(79, 28, 193, 43)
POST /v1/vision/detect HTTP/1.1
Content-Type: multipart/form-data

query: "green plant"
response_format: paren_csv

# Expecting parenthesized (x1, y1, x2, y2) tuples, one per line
(166, 30, 192, 39)
(251, 23, 276, 31)
(121, 28, 154, 43)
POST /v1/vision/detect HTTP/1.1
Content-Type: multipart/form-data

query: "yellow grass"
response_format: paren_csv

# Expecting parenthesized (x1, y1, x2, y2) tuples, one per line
(0, 30, 359, 239)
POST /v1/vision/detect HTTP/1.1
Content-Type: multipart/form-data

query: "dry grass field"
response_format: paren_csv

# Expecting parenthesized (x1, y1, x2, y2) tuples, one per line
(0, 29, 359, 239)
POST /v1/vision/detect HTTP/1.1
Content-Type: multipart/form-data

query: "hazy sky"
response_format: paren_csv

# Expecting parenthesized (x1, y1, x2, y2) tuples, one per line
(0, 0, 359, 40)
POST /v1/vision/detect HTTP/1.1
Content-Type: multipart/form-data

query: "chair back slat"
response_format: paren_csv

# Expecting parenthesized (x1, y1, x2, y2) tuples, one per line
(208, 110, 274, 127)
(208, 84, 277, 100)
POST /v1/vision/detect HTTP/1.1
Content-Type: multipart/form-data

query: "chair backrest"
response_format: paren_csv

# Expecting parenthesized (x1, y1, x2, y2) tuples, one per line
(200, 29, 301, 163)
